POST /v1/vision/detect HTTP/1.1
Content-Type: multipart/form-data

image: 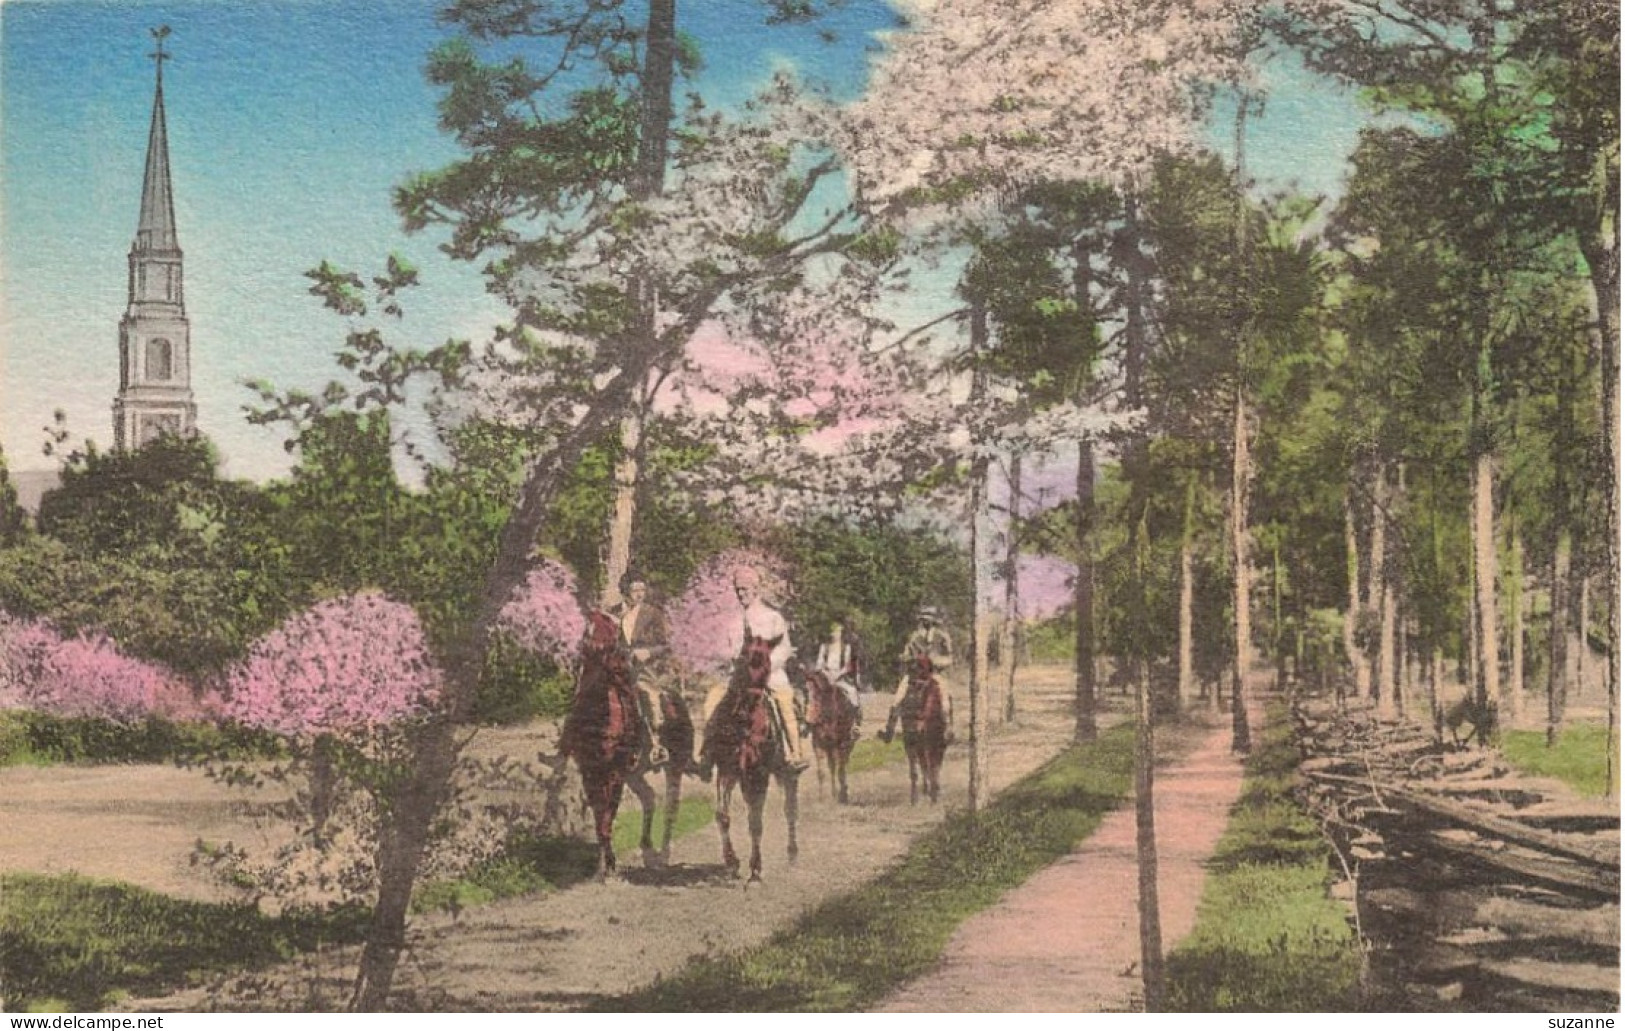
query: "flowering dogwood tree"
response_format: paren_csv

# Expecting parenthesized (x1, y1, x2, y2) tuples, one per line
(222, 592, 442, 738)
(497, 559, 588, 668)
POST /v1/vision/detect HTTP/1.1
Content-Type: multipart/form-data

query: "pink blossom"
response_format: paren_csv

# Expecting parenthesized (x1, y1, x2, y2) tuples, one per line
(669, 548, 792, 677)
(0, 614, 188, 722)
(223, 592, 443, 737)
(498, 559, 587, 666)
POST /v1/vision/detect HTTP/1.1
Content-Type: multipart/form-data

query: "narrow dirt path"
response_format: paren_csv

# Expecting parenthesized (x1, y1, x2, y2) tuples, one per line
(122, 667, 1102, 1011)
(876, 709, 1246, 1013)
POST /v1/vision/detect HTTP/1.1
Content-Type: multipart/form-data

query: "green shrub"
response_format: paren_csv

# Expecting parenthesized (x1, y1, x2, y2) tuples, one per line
(0, 711, 282, 767)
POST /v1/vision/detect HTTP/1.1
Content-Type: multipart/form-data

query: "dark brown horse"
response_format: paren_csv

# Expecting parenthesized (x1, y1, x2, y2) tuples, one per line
(707, 636, 799, 881)
(899, 652, 947, 805)
(561, 611, 692, 877)
(804, 669, 858, 804)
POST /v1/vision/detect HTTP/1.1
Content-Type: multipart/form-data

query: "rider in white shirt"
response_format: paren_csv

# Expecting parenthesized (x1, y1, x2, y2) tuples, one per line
(696, 566, 810, 774)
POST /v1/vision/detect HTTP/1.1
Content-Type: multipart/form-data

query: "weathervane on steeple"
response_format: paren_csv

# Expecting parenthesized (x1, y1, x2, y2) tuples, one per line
(149, 25, 171, 84)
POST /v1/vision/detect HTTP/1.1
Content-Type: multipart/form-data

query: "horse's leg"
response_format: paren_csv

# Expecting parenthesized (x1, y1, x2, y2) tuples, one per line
(715, 778, 740, 876)
(625, 772, 659, 866)
(836, 750, 849, 805)
(782, 769, 799, 864)
(660, 767, 683, 861)
(907, 749, 919, 806)
(746, 782, 766, 883)
(591, 777, 620, 879)
(814, 744, 827, 798)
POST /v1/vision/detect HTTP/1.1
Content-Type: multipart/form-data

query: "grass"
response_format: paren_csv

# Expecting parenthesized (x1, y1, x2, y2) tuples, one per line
(0, 873, 367, 1012)
(1499, 723, 1618, 797)
(592, 722, 1138, 1012)
(1165, 701, 1364, 1012)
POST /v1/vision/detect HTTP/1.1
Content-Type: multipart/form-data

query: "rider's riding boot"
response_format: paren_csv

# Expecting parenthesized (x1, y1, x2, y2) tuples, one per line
(635, 690, 668, 770)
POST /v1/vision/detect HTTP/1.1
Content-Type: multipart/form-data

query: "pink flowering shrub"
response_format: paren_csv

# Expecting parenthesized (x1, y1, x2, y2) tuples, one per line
(222, 592, 442, 737)
(1015, 555, 1077, 622)
(0, 613, 195, 723)
(669, 548, 791, 676)
(497, 559, 587, 666)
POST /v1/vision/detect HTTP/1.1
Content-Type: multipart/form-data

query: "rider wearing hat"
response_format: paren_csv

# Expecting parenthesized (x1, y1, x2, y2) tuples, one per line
(695, 565, 811, 776)
(883, 606, 956, 742)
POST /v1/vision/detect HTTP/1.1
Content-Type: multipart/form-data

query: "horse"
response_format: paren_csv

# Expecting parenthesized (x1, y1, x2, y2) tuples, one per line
(561, 611, 692, 877)
(804, 668, 859, 804)
(898, 652, 948, 805)
(706, 636, 799, 881)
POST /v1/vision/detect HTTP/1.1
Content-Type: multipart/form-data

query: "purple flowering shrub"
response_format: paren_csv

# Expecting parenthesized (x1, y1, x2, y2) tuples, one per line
(0, 612, 207, 723)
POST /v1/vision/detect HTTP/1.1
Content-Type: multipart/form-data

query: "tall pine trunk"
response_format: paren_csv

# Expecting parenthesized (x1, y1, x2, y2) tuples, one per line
(1471, 438, 1501, 733)
(1549, 531, 1572, 748)
(966, 298, 991, 813)
(1373, 468, 1396, 719)
(604, 409, 642, 604)
(1178, 478, 1196, 710)
(1228, 98, 1254, 753)
(1075, 440, 1097, 741)
(1002, 454, 1022, 724)
(1343, 486, 1366, 710)
(1507, 521, 1526, 725)
(1229, 384, 1254, 752)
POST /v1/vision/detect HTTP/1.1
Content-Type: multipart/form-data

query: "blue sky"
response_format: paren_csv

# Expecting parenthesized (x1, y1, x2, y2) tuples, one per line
(2, 0, 1370, 481)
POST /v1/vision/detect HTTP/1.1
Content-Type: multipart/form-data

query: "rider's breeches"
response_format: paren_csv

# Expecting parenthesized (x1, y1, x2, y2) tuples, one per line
(699, 683, 806, 760)
(637, 684, 664, 736)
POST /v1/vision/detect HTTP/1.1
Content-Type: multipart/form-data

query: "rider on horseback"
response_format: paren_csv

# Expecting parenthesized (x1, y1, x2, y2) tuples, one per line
(882, 607, 956, 743)
(694, 566, 811, 777)
(618, 579, 672, 770)
(817, 618, 862, 742)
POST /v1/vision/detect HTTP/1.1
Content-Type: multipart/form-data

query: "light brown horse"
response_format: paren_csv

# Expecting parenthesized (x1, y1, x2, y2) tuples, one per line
(804, 669, 858, 804)
(705, 636, 799, 881)
(561, 612, 692, 876)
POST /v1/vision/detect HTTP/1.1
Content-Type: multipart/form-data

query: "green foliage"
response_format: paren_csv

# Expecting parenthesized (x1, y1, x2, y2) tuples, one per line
(596, 724, 1137, 1011)
(474, 636, 574, 724)
(1500, 723, 1617, 797)
(0, 443, 29, 545)
(772, 515, 970, 681)
(1166, 704, 1362, 1012)
(0, 711, 281, 768)
(0, 873, 366, 1012)
(1024, 615, 1076, 663)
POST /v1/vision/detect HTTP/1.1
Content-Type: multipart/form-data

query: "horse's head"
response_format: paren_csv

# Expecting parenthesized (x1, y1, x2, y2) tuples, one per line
(908, 650, 935, 684)
(742, 636, 775, 689)
(579, 610, 631, 684)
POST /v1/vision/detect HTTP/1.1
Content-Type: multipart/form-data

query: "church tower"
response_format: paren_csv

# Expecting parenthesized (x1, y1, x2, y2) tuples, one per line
(114, 26, 196, 451)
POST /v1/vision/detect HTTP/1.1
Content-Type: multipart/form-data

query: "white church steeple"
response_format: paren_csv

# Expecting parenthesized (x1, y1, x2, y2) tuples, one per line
(114, 25, 197, 451)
